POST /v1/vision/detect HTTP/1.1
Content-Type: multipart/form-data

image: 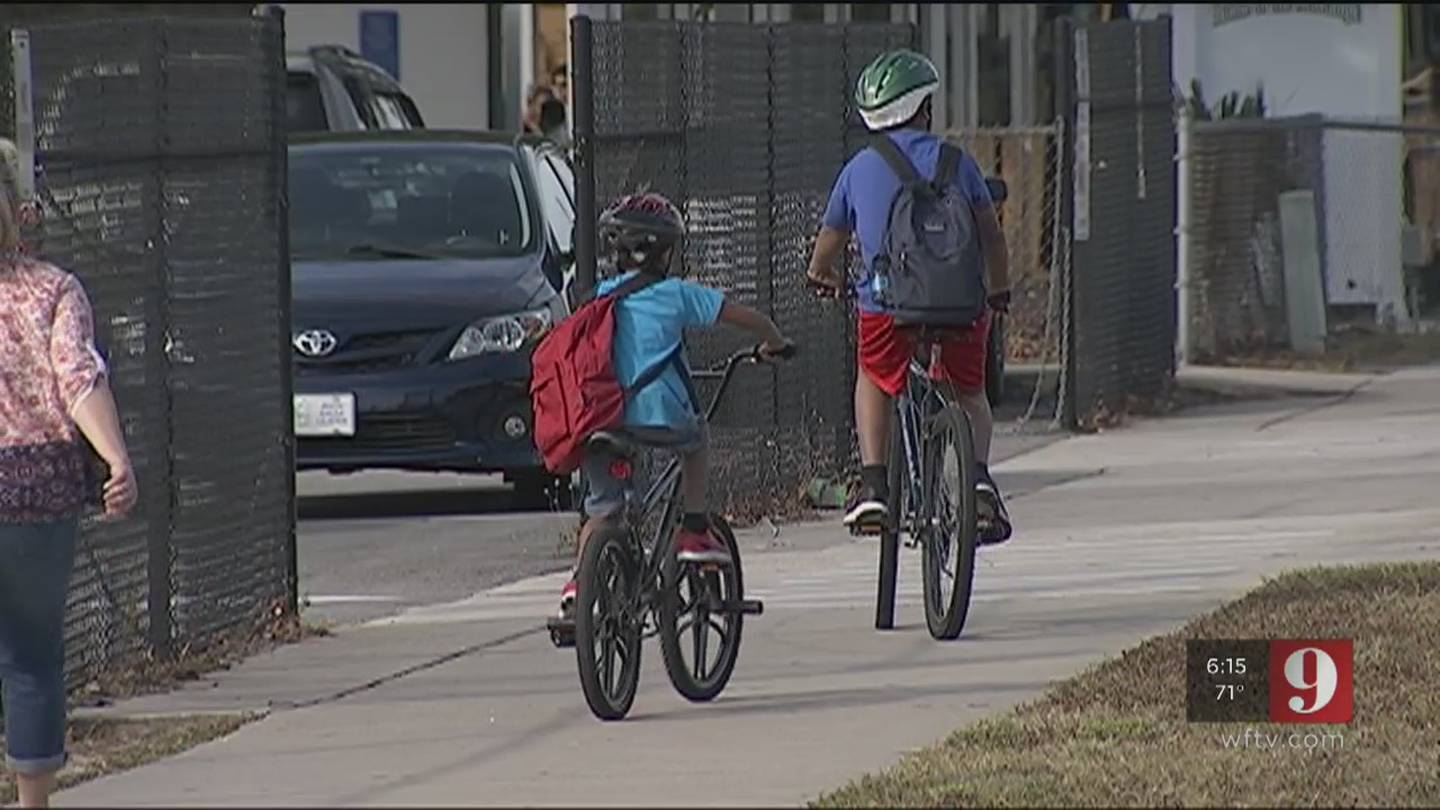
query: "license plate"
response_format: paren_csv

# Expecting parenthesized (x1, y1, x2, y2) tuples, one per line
(294, 393, 356, 437)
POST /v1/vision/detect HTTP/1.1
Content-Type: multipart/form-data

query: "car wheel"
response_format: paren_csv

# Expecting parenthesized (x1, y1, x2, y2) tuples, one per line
(986, 313, 1006, 408)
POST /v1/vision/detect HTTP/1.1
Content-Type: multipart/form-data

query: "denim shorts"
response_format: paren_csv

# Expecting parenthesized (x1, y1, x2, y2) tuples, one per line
(582, 425, 707, 518)
(0, 520, 77, 775)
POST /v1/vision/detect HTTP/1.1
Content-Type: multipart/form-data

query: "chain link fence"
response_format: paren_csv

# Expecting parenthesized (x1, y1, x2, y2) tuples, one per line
(1060, 18, 1178, 428)
(946, 123, 1071, 431)
(581, 19, 915, 518)
(3, 13, 294, 690)
(1185, 117, 1440, 361)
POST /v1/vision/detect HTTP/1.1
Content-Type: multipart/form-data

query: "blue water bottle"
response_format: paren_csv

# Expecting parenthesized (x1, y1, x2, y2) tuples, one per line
(870, 271, 888, 307)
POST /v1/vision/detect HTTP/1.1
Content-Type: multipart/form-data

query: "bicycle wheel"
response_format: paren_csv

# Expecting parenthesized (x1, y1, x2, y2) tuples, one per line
(574, 525, 644, 721)
(920, 406, 979, 640)
(875, 412, 903, 631)
(659, 514, 745, 702)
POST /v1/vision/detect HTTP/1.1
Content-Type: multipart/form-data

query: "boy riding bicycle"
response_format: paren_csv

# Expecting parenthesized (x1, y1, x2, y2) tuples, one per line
(806, 48, 1014, 544)
(559, 191, 792, 617)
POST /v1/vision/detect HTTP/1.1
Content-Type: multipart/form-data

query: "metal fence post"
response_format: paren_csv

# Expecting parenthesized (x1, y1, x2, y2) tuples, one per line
(1053, 16, 1079, 430)
(8, 29, 35, 201)
(266, 3, 299, 616)
(1176, 102, 1193, 367)
(146, 17, 174, 659)
(571, 14, 597, 298)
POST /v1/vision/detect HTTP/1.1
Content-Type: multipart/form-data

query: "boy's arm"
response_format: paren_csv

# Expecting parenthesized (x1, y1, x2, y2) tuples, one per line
(806, 227, 849, 292)
(808, 166, 854, 292)
(717, 299, 789, 355)
(976, 207, 1012, 300)
(960, 155, 1012, 301)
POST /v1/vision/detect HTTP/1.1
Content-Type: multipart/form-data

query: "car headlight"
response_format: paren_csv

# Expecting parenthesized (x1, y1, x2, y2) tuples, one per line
(448, 309, 553, 360)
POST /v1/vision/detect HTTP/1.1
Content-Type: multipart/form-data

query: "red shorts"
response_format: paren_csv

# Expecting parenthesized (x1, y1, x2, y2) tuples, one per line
(858, 310, 992, 398)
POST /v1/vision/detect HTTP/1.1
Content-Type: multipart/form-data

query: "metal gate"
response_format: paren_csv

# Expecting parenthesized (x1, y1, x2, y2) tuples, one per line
(572, 18, 915, 517)
(4, 12, 294, 688)
(1057, 17, 1178, 428)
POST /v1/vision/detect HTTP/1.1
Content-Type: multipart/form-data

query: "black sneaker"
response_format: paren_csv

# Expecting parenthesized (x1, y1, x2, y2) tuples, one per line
(843, 484, 890, 530)
(976, 476, 1013, 546)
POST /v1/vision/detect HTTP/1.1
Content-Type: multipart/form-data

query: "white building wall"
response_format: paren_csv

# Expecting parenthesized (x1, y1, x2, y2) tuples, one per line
(282, 3, 490, 130)
(1143, 3, 1408, 320)
(1157, 3, 1401, 121)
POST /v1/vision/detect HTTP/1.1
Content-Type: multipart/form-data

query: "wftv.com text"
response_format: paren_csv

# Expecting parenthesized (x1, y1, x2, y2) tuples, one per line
(1220, 728, 1345, 752)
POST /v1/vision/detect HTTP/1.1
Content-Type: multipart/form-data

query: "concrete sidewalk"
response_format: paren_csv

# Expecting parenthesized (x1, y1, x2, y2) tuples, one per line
(57, 366, 1440, 807)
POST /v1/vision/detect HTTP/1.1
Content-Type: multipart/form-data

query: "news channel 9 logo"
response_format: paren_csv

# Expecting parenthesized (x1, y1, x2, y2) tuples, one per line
(1186, 639, 1354, 724)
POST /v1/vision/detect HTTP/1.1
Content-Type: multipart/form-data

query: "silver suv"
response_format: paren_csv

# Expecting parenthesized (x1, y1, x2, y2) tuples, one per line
(286, 45, 425, 133)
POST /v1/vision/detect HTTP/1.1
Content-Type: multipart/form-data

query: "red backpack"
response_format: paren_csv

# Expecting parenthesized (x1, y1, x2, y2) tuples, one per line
(530, 273, 667, 475)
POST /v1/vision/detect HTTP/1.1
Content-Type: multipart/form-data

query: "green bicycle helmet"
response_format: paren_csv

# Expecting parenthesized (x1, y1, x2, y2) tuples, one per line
(854, 48, 940, 131)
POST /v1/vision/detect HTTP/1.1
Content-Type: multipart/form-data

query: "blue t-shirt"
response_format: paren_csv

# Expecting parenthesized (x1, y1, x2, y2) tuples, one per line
(822, 128, 993, 313)
(596, 272, 725, 433)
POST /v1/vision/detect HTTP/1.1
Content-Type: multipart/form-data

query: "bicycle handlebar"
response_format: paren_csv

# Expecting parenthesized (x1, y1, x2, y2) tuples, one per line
(692, 342, 799, 380)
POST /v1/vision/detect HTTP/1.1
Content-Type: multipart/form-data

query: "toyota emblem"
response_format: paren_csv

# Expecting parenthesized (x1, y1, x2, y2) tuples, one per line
(293, 329, 339, 358)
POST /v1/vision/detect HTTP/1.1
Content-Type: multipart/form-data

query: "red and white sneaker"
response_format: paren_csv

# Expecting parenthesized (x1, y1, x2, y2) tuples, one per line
(558, 578, 578, 618)
(675, 529, 733, 566)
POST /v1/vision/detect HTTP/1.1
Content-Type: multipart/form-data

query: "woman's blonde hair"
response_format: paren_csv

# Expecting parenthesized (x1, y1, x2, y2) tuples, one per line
(0, 138, 23, 255)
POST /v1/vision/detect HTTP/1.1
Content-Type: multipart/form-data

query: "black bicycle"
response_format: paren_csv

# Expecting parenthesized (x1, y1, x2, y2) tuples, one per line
(547, 343, 795, 721)
(855, 331, 980, 640)
(808, 279, 982, 641)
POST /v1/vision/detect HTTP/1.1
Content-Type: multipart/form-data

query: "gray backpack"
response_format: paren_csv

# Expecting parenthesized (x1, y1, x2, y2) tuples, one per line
(868, 137, 987, 328)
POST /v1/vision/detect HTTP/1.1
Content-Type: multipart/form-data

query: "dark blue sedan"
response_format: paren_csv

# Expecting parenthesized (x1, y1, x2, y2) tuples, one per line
(287, 131, 579, 507)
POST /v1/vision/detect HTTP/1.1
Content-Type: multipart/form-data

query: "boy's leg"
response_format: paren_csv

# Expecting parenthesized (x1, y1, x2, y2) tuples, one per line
(628, 426, 731, 566)
(561, 451, 627, 617)
(934, 312, 1012, 544)
(847, 312, 908, 528)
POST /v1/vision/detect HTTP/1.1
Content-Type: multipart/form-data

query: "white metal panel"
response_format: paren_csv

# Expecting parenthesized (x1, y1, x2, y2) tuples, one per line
(1321, 127, 1407, 323)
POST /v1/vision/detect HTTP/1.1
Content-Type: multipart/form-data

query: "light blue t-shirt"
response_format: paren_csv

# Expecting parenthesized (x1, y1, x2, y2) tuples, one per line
(596, 272, 725, 432)
(822, 128, 993, 314)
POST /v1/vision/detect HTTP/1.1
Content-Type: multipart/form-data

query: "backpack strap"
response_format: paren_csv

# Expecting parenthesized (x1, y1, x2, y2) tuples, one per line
(935, 142, 962, 189)
(625, 343, 702, 414)
(574, 271, 664, 307)
(604, 272, 702, 414)
(870, 135, 924, 189)
(607, 271, 665, 300)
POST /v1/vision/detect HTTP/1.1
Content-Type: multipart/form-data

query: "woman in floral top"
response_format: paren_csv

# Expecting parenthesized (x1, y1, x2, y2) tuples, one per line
(0, 148, 137, 809)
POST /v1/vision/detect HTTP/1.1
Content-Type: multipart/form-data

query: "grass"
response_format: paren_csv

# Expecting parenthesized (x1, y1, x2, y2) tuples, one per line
(1, 713, 256, 804)
(814, 561, 1440, 808)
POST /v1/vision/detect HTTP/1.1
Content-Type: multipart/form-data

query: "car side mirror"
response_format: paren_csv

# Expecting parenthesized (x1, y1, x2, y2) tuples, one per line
(985, 177, 1008, 204)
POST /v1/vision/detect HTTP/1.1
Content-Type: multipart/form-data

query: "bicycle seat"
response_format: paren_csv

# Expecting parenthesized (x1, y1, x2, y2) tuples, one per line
(585, 430, 639, 459)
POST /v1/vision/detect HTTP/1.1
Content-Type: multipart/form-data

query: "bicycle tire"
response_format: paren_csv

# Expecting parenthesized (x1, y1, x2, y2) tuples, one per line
(659, 513, 745, 702)
(986, 313, 1007, 408)
(574, 525, 644, 721)
(920, 406, 979, 640)
(875, 414, 903, 631)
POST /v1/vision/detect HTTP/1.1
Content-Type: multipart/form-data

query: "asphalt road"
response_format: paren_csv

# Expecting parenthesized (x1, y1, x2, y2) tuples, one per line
(296, 472, 575, 627)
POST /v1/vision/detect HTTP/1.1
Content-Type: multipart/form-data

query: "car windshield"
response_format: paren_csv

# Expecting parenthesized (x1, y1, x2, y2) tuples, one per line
(288, 144, 535, 261)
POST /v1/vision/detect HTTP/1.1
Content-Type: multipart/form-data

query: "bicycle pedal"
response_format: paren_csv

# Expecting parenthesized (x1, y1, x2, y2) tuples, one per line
(546, 616, 576, 649)
(848, 523, 890, 538)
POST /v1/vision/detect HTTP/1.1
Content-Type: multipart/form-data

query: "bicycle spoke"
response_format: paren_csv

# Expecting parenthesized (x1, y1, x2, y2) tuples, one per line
(707, 616, 730, 644)
(600, 631, 615, 695)
(692, 609, 710, 680)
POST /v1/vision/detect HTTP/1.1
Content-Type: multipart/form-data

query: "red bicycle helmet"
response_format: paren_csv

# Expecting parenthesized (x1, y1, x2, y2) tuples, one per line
(599, 191, 685, 274)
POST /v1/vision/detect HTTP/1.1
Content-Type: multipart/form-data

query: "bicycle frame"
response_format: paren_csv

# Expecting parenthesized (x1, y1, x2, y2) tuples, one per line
(892, 353, 950, 542)
(604, 347, 770, 628)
